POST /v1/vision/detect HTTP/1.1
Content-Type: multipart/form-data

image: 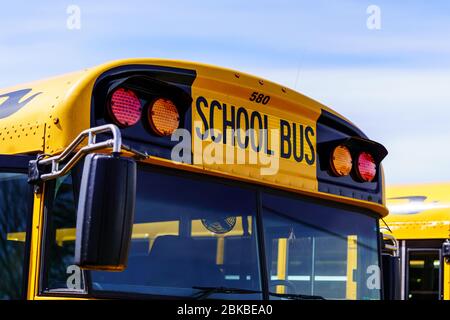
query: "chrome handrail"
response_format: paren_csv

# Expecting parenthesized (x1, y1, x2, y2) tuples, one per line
(37, 124, 147, 181)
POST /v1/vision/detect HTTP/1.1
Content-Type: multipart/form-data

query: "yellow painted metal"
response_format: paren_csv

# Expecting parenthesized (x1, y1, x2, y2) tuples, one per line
(191, 78, 319, 196)
(216, 237, 225, 265)
(444, 260, 450, 300)
(276, 238, 288, 294)
(386, 182, 450, 239)
(27, 189, 45, 300)
(0, 71, 85, 155)
(346, 235, 358, 299)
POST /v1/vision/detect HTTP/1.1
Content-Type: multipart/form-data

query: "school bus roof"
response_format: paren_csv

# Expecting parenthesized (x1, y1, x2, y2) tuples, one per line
(385, 182, 450, 240)
(0, 58, 359, 155)
(0, 58, 388, 217)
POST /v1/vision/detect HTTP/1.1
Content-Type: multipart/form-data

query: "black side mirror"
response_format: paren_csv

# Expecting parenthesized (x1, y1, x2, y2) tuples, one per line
(74, 153, 136, 271)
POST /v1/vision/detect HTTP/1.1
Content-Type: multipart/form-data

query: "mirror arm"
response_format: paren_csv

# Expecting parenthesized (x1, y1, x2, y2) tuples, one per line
(27, 124, 147, 185)
(381, 232, 399, 257)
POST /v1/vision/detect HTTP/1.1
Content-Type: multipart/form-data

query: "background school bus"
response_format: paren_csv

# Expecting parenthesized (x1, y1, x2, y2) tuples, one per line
(386, 183, 450, 300)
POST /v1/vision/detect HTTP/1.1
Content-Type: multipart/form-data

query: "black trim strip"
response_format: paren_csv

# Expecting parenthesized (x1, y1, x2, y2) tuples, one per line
(319, 109, 368, 139)
(255, 190, 269, 300)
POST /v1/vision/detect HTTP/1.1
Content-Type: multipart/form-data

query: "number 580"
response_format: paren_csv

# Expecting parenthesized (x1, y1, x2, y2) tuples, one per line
(249, 92, 270, 105)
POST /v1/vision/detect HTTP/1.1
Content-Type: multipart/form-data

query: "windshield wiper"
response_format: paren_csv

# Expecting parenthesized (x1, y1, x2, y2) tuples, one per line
(269, 292, 326, 300)
(192, 286, 263, 300)
(192, 286, 326, 300)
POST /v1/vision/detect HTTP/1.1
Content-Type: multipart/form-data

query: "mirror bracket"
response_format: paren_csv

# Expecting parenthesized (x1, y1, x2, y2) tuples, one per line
(27, 124, 147, 185)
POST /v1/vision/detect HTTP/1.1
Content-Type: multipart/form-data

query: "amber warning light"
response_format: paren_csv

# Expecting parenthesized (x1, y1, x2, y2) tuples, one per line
(328, 140, 381, 183)
(330, 145, 353, 177)
(147, 98, 180, 136)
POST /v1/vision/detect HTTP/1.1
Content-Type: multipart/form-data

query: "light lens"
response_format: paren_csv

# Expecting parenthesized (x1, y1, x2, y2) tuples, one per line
(357, 152, 377, 182)
(148, 98, 180, 136)
(109, 88, 142, 127)
(330, 145, 352, 176)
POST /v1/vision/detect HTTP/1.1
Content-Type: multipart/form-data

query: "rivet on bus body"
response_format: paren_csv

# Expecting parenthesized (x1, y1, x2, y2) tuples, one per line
(259, 80, 264, 85)
(234, 73, 240, 78)
(282, 87, 287, 93)
(53, 117, 59, 124)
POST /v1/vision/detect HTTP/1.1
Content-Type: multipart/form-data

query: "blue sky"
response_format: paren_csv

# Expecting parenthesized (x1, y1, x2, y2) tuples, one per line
(1, 0, 449, 184)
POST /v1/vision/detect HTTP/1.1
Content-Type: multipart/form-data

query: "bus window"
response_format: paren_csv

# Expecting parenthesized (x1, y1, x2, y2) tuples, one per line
(261, 192, 381, 300)
(42, 167, 85, 293)
(42, 165, 261, 299)
(0, 172, 30, 299)
(407, 250, 441, 300)
(92, 167, 261, 298)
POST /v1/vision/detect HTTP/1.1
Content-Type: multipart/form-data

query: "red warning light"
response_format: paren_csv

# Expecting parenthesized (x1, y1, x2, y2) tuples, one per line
(108, 88, 142, 127)
(356, 152, 377, 182)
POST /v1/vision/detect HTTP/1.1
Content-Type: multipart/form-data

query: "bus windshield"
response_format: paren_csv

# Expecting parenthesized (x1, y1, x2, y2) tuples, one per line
(261, 192, 380, 300)
(43, 164, 381, 300)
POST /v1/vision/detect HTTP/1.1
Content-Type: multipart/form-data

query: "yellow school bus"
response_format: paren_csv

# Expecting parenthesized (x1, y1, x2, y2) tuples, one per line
(386, 183, 450, 300)
(0, 58, 389, 300)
